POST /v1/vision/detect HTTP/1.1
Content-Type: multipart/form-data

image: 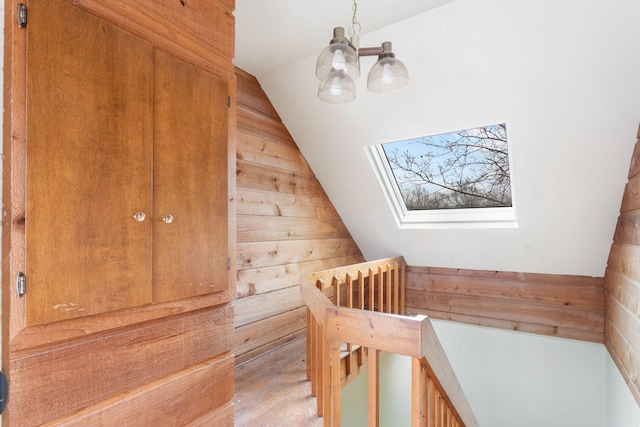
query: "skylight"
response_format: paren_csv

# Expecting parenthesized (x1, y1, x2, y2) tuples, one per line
(367, 124, 517, 229)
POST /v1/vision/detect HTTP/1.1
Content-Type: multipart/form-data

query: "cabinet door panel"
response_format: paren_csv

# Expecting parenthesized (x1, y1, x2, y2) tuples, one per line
(153, 50, 229, 302)
(25, 0, 154, 325)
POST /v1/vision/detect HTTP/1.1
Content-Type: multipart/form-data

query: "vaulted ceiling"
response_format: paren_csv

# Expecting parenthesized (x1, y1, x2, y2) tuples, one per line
(234, 0, 640, 277)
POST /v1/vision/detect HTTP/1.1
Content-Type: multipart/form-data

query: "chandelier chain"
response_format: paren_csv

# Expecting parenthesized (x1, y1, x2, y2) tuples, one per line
(349, 0, 361, 37)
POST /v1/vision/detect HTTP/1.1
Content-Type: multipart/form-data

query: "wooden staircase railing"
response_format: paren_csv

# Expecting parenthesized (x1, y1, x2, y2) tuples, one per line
(302, 257, 479, 427)
(306, 257, 406, 389)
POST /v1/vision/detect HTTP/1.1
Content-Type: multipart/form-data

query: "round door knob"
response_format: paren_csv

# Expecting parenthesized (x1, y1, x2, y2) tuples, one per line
(162, 214, 174, 224)
(133, 212, 146, 222)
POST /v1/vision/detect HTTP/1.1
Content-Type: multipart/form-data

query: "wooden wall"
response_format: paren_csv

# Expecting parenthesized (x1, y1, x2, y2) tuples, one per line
(234, 69, 364, 365)
(604, 124, 640, 406)
(3, 1, 237, 424)
(405, 266, 604, 343)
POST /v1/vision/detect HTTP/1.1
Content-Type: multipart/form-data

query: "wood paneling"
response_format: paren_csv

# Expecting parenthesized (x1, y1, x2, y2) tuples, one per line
(235, 286, 303, 328)
(405, 266, 605, 343)
(238, 216, 350, 242)
(235, 68, 280, 119)
(234, 70, 364, 364)
(25, 1, 155, 325)
(65, 0, 235, 77)
(235, 307, 307, 365)
(3, 0, 236, 425)
(236, 255, 363, 298)
(603, 123, 640, 406)
(236, 160, 329, 198)
(238, 188, 341, 219)
(238, 238, 360, 270)
(44, 354, 234, 426)
(12, 304, 233, 426)
(152, 47, 230, 302)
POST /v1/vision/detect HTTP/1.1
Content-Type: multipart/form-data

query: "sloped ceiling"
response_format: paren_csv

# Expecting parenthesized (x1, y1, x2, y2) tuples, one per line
(234, 0, 640, 277)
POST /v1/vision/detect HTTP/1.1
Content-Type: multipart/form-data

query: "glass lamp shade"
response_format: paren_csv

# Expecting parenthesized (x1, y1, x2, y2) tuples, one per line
(315, 42, 360, 82)
(318, 70, 356, 103)
(367, 56, 409, 93)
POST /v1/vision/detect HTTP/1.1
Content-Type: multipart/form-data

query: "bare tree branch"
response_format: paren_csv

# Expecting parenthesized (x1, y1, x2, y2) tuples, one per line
(383, 124, 511, 210)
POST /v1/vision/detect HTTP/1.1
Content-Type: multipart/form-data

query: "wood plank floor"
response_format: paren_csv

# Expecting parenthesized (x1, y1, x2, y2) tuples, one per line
(234, 336, 324, 427)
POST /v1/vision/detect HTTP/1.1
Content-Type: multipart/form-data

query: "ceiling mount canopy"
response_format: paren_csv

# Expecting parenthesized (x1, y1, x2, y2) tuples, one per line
(315, 0, 409, 103)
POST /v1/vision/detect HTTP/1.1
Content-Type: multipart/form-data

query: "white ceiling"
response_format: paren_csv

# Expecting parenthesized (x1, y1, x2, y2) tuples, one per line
(234, 0, 455, 78)
(234, 0, 640, 277)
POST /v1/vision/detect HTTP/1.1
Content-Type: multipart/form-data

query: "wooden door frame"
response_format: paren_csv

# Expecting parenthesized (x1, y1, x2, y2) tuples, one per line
(3, 2, 29, 409)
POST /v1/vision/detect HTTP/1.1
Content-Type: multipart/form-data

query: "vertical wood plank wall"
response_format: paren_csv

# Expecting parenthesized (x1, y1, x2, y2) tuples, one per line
(603, 124, 640, 406)
(234, 69, 364, 364)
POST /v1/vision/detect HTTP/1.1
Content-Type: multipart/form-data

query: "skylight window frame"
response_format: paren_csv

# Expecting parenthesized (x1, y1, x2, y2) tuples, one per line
(366, 126, 518, 230)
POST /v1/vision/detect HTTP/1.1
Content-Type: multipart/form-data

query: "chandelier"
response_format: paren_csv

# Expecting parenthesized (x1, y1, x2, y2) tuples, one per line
(315, 0, 409, 103)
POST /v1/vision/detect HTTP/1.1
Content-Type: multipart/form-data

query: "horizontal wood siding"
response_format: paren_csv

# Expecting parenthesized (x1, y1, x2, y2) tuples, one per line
(405, 266, 604, 343)
(11, 304, 233, 426)
(603, 124, 640, 406)
(44, 354, 234, 426)
(234, 68, 364, 364)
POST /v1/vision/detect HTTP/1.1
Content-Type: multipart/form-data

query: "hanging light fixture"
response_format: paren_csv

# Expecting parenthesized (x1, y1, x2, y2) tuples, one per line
(315, 0, 409, 103)
(316, 27, 359, 103)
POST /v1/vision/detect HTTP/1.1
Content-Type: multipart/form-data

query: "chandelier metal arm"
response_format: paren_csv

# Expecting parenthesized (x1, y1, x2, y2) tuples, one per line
(357, 46, 384, 57)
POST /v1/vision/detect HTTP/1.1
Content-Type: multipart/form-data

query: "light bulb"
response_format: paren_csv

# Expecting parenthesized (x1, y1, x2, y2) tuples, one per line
(319, 70, 355, 103)
(330, 76, 342, 96)
(332, 49, 346, 71)
(381, 63, 394, 85)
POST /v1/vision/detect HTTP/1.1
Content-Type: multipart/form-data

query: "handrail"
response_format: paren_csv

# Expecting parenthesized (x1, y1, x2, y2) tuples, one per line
(307, 256, 405, 315)
(301, 258, 479, 427)
(418, 317, 478, 426)
(304, 256, 406, 420)
(324, 304, 479, 426)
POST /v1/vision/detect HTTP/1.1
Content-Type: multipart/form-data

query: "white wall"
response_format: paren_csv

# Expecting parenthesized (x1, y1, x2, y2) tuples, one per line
(259, 0, 640, 278)
(435, 320, 640, 427)
(607, 355, 640, 427)
(432, 320, 608, 427)
(341, 352, 413, 427)
(342, 321, 640, 427)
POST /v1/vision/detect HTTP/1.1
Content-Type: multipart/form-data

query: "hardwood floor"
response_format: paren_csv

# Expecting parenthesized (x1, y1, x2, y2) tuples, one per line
(234, 336, 324, 427)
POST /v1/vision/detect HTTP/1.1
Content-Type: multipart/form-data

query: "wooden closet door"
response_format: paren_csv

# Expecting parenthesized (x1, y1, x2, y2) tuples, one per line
(152, 49, 230, 302)
(25, 0, 154, 325)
